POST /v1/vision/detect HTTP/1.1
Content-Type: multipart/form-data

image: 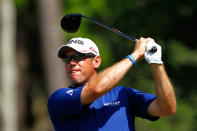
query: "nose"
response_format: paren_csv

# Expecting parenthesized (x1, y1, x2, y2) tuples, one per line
(65, 58, 77, 69)
(69, 58, 78, 65)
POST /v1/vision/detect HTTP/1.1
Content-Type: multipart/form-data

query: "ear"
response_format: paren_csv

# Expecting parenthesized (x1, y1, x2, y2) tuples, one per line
(93, 56, 101, 69)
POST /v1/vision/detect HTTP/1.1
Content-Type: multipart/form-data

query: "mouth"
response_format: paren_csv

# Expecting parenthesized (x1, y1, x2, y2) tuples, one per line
(68, 69, 82, 82)
(70, 69, 81, 74)
(71, 70, 79, 74)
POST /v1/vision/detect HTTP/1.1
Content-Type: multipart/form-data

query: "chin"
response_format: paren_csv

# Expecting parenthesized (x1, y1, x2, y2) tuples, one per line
(68, 74, 87, 86)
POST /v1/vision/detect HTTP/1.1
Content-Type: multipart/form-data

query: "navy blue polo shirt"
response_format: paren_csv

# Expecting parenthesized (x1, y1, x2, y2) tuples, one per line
(47, 86, 159, 131)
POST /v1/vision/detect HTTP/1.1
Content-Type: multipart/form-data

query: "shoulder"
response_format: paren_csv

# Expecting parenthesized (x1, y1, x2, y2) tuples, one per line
(47, 87, 83, 117)
(48, 87, 83, 102)
(47, 88, 69, 105)
(48, 87, 78, 102)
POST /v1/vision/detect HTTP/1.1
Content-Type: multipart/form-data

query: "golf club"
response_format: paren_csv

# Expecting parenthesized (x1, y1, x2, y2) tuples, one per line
(60, 13, 157, 52)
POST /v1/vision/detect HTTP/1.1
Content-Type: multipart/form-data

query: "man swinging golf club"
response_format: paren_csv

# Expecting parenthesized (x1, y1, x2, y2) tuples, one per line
(47, 37, 176, 131)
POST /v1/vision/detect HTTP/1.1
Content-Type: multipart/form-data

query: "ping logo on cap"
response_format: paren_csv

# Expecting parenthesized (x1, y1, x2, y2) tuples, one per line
(67, 39, 84, 45)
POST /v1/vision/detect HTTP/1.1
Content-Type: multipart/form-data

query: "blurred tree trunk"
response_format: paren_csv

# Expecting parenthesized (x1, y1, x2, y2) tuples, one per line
(16, 38, 29, 130)
(37, 0, 69, 95)
(36, 0, 69, 128)
(0, 0, 18, 131)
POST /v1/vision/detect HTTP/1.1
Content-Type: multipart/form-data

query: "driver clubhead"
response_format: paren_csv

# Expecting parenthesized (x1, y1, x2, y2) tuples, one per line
(61, 13, 82, 33)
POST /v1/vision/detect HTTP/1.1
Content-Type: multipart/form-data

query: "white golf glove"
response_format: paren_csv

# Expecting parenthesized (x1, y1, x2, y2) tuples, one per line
(145, 41, 163, 64)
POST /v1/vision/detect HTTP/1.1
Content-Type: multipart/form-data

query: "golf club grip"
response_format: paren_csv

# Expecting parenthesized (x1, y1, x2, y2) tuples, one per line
(82, 15, 137, 42)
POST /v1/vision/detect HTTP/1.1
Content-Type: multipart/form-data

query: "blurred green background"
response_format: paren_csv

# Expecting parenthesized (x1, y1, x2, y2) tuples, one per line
(0, 0, 197, 131)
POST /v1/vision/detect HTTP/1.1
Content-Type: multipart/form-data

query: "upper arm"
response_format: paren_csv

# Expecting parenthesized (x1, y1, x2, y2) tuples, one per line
(149, 64, 176, 116)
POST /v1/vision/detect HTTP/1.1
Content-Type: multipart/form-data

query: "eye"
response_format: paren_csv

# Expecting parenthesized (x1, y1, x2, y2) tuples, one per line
(74, 55, 85, 61)
(62, 57, 72, 64)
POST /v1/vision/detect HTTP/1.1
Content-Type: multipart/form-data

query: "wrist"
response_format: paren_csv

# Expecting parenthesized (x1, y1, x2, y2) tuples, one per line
(125, 55, 136, 66)
(150, 63, 163, 68)
(130, 52, 141, 63)
(150, 64, 164, 75)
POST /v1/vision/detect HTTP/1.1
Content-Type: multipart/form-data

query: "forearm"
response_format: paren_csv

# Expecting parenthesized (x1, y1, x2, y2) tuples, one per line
(94, 59, 131, 90)
(93, 52, 139, 91)
(150, 64, 176, 116)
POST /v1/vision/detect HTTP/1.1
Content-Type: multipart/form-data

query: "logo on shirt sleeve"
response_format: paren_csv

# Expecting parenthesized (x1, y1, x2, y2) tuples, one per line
(66, 90, 74, 96)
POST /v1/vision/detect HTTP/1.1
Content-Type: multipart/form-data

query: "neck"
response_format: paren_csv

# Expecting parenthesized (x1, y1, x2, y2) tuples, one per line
(72, 83, 85, 88)
(72, 72, 98, 88)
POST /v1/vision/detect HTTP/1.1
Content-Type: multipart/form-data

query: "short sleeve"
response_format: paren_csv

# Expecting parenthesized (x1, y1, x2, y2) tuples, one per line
(47, 87, 83, 119)
(126, 88, 159, 121)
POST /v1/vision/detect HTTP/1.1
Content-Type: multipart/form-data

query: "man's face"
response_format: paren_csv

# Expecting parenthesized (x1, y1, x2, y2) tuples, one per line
(64, 48, 97, 86)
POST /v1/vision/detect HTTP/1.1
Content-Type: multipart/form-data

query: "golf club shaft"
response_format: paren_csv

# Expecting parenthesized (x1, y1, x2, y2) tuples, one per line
(82, 15, 137, 42)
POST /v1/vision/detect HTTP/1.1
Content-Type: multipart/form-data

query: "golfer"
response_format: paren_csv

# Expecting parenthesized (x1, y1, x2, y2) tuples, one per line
(48, 37, 176, 131)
